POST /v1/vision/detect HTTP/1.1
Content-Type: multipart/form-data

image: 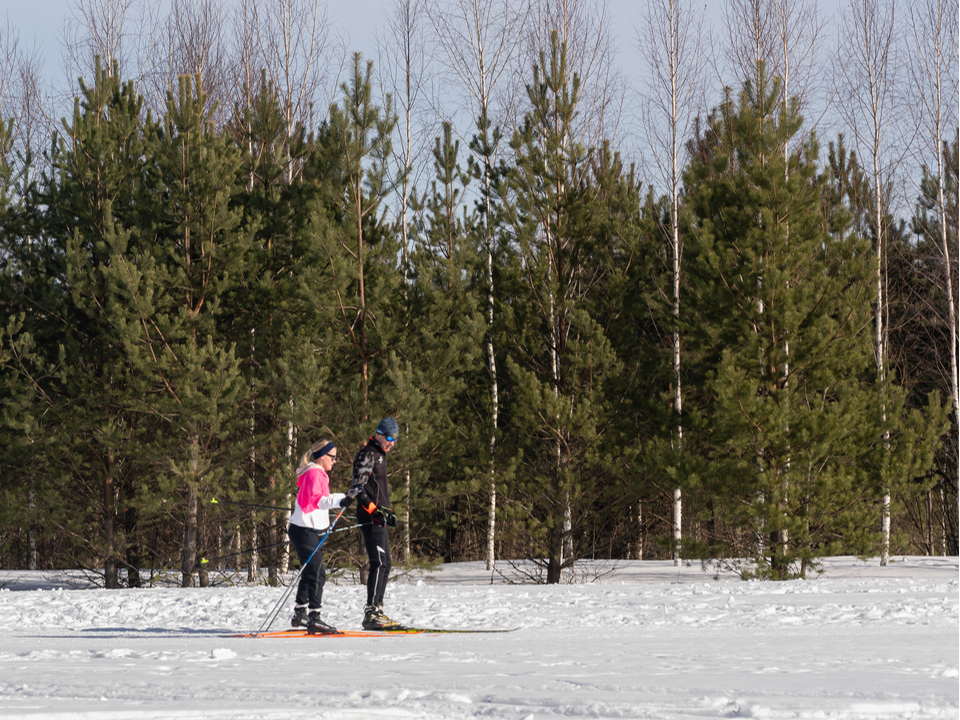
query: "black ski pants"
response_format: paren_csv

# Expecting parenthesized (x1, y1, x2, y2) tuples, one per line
(360, 523, 391, 607)
(288, 524, 326, 610)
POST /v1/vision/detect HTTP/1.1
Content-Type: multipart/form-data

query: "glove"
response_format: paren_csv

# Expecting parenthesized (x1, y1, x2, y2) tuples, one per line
(363, 501, 386, 526)
(367, 504, 397, 527)
(338, 495, 354, 508)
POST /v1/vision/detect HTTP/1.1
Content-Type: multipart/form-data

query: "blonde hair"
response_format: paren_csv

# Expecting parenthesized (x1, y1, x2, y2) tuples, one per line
(300, 439, 332, 467)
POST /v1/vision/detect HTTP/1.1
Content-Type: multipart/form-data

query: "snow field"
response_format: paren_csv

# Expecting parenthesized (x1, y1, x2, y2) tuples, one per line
(0, 557, 956, 719)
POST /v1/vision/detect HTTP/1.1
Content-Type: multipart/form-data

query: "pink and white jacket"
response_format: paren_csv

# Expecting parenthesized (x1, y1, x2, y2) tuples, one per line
(289, 462, 346, 530)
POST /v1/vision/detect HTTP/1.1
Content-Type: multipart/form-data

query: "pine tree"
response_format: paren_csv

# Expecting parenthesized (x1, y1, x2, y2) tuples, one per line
(312, 53, 400, 432)
(0, 112, 49, 571)
(29, 59, 155, 587)
(400, 122, 485, 562)
(225, 72, 322, 584)
(117, 75, 253, 587)
(682, 64, 948, 578)
(896, 138, 959, 554)
(500, 35, 641, 583)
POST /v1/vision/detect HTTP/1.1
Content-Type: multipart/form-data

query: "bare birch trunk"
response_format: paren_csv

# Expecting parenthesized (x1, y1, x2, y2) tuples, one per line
(431, 0, 529, 572)
(838, 0, 901, 567)
(940, 482, 947, 556)
(640, 0, 706, 568)
(267, 477, 277, 587)
(485, 243, 499, 571)
(404, 468, 411, 562)
(484, 136, 499, 570)
(280, 414, 295, 575)
(634, 501, 644, 560)
(230, 527, 240, 572)
(669, 16, 684, 569)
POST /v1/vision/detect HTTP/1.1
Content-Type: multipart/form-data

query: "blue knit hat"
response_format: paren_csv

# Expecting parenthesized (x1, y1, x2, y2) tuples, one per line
(376, 417, 399, 439)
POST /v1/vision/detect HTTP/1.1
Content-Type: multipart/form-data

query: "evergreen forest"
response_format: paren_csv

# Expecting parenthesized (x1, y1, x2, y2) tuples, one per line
(0, 0, 956, 586)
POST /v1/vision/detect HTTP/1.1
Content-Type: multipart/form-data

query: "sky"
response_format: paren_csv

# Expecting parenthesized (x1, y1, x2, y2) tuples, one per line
(2, 0, 731, 198)
(4, 0, 724, 96)
(5, 0, 936, 217)
(4, 0, 651, 68)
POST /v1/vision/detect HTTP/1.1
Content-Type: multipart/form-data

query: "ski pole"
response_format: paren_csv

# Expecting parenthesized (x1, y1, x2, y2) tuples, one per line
(252, 507, 347, 637)
(199, 541, 288, 566)
(199, 523, 360, 566)
(210, 497, 294, 513)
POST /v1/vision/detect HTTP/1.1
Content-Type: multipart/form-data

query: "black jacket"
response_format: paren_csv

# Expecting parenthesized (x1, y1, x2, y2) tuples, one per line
(351, 438, 390, 523)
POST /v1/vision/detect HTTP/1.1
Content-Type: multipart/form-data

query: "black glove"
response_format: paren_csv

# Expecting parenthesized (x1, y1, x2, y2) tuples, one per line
(339, 495, 354, 508)
(370, 506, 397, 527)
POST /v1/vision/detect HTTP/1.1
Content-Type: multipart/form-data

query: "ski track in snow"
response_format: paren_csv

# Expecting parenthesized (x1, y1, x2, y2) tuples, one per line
(0, 556, 956, 720)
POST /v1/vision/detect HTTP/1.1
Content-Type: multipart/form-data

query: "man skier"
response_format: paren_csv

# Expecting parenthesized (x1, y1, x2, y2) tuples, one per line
(349, 417, 401, 630)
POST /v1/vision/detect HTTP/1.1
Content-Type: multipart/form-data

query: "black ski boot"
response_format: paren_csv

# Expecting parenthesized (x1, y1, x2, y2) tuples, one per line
(307, 609, 339, 635)
(362, 604, 401, 630)
(291, 605, 309, 628)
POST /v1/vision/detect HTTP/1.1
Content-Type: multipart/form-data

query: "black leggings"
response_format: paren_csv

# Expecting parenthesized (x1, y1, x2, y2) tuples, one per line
(288, 524, 326, 609)
(360, 524, 391, 607)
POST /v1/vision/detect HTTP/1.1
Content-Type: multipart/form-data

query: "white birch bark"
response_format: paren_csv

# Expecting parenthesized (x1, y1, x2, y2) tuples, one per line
(28, 481, 37, 571)
(230, 527, 240, 572)
(377, 3, 432, 564)
(246, 517, 258, 582)
(525, 0, 626, 156)
(639, 0, 705, 567)
(635, 501, 643, 560)
(280, 410, 294, 575)
(239, 0, 343, 182)
(838, 0, 905, 566)
(430, 0, 529, 571)
(719, 0, 829, 151)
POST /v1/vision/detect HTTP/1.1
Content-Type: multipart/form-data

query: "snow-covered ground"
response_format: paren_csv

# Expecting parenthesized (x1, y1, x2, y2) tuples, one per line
(0, 556, 956, 719)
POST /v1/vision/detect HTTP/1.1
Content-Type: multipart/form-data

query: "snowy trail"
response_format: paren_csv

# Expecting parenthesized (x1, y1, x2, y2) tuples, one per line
(0, 557, 956, 719)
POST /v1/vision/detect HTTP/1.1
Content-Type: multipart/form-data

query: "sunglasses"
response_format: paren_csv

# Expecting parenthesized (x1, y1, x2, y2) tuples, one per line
(383, 435, 397, 443)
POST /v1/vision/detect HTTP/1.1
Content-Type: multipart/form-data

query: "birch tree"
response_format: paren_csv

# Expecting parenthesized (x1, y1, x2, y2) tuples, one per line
(525, 0, 627, 153)
(907, 0, 959, 534)
(430, 0, 530, 570)
(238, 0, 343, 182)
(60, 0, 162, 103)
(638, 0, 706, 567)
(62, 0, 133, 78)
(377, 0, 433, 243)
(718, 0, 830, 154)
(375, 0, 435, 561)
(152, 0, 234, 127)
(837, 0, 905, 565)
